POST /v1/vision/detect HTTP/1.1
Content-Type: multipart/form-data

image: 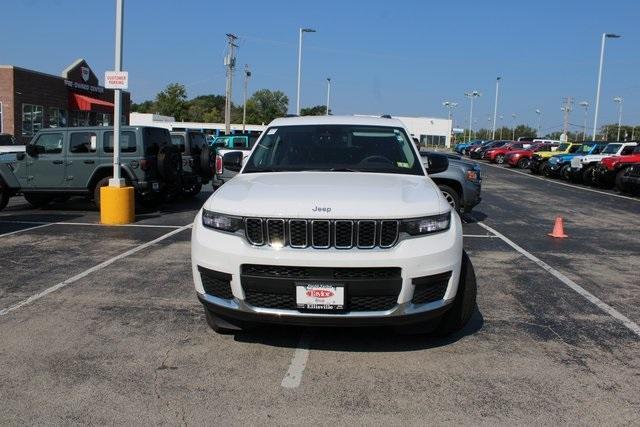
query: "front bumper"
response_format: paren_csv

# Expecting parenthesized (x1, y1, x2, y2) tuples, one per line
(191, 210, 463, 326)
(462, 181, 482, 212)
(529, 156, 545, 171)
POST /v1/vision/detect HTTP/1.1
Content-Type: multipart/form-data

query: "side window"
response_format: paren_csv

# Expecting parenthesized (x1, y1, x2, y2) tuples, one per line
(32, 133, 64, 154)
(104, 131, 137, 153)
(592, 146, 602, 155)
(69, 132, 97, 154)
(171, 135, 186, 153)
(621, 146, 635, 155)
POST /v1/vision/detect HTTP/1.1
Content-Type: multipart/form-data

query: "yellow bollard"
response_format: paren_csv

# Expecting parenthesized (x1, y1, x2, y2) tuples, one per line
(100, 186, 135, 225)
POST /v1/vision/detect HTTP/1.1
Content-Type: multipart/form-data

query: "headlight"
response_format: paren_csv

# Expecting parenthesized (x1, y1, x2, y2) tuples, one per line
(401, 212, 451, 236)
(202, 209, 243, 232)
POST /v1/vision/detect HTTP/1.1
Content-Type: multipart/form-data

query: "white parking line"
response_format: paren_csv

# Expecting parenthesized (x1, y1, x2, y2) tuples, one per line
(478, 222, 640, 338)
(480, 162, 639, 202)
(463, 234, 498, 238)
(0, 220, 184, 229)
(0, 223, 55, 238)
(281, 332, 313, 388)
(0, 224, 191, 316)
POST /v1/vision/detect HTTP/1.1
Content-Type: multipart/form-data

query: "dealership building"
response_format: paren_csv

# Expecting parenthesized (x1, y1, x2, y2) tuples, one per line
(0, 59, 130, 143)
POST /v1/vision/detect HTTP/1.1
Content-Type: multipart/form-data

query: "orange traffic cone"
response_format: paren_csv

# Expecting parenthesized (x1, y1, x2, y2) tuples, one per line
(548, 216, 568, 238)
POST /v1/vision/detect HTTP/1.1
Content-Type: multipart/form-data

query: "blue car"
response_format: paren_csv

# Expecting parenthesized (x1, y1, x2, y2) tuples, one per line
(454, 140, 483, 155)
(545, 142, 607, 180)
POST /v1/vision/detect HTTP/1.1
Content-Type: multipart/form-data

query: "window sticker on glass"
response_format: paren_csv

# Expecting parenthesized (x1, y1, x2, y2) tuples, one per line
(267, 128, 278, 135)
(397, 162, 410, 168)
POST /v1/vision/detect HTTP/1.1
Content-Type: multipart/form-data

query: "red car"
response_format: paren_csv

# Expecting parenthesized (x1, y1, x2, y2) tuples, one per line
(593, 145, 640, 190)
(504, 143, 553, 168)
(484, 141, 532, 164)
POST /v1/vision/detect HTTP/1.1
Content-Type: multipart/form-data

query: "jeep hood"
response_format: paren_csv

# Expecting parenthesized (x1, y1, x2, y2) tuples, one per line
(205, 172, 447, 219)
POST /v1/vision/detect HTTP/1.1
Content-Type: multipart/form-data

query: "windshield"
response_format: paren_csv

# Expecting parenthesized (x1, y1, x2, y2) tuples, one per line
(243, 125, 423, 175)
(602, 143, 621, 154)
(568, 145, 581, 153)
(558, 143, 570, 151)
(578, 144, 595, 153)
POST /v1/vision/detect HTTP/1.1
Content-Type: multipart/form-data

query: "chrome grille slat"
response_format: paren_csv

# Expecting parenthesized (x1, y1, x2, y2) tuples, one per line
(243, 218, 399, 249)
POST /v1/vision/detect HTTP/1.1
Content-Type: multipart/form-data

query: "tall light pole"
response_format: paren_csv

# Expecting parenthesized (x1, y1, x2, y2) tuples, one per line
(442, 101, 457, 121)
(224, 33, 238, 135)
(593, 33, 621, 140)
(109, 0, 125, 187)
(464, 91, 481, 142)
(492, 77, 501, 139)
(325, 78, 331, 115)
(535, 109, 542, 137)
(296, 28, 316, 115)
(578, 101, 589, 140)
(511, 113, 517, 140)
(614, 96, 623, 141)
(242, 65, 251, 133)
(499, 115, 504, 139)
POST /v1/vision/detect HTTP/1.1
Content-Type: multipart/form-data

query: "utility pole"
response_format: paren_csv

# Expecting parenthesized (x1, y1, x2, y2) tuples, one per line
(326, 78, 331, 115)
(578, 101, 589, 141)
(614, 96, 623, 141)
(224, 33, 238, 135)
(593, 33, 621, 139)
(464, 91, 481, 142)
(511, 113, 517, 140)
(535, 109, 542, 137)
(109, 0, 125, 188)
(242, 64, 251, 133)
(296, 28, 316, 115)
(492, 77, 501, 139)
(561, 97, 573, 141)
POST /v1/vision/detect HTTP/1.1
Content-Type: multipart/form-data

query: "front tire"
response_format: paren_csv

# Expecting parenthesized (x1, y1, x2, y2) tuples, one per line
(615, 167, 631, 193)
(560, 164, 572, 180)
(517, 158, 530, 169)
(582, 166, 596, 186)
(434, 251, 477, 337)
(93, 177, 111, 209)
(438, 184, 461, 213)
(495, 154, 505, 165)
(541, 162, 552, 177)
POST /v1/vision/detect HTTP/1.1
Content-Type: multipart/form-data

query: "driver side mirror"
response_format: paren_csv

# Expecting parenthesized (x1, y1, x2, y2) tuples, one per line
(26, 144, 44, 157)
(425, 153, 449, 174)
(223, 151, 243, 172)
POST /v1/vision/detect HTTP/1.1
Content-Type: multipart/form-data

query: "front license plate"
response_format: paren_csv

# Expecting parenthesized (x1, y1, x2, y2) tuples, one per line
(296, 283, 345, 310)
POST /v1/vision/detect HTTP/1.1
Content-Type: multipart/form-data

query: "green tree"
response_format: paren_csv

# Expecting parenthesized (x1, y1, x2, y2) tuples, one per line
(131, 100, 155, 113)
(300, 105, 328, 116)
(599, 123, 638, 141)
(186, 94, 226, 122)
(154, 83, 188, 120)
(245, 89, 289, 124)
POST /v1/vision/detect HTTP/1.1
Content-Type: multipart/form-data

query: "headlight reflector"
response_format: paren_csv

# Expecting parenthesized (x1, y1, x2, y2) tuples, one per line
(401, 212, 451, 235)
(202, 209, 243, 232)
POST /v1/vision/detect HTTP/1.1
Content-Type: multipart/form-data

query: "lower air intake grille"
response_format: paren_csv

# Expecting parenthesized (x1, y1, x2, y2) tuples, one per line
(198, 266, 233, 299)
(411, 271, 451, 304)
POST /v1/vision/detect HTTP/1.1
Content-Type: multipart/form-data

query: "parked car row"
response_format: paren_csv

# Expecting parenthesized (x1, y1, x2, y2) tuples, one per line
(454, 139, 640, 195)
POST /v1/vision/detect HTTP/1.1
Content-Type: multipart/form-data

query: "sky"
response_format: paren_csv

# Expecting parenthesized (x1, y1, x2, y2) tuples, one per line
(2, 0, 639, 134)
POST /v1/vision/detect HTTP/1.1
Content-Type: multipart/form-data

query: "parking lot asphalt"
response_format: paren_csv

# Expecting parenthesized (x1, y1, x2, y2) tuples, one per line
(0, 168, 639, 425)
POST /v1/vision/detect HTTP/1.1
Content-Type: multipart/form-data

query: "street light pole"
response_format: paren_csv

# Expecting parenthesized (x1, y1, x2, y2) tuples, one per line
(499, 115, 504, 139)
(110, 0, 125, 187)
(492, 77, 501, 139)
(535, 109, 542, 137)
(296, 28, 316, 115)
(593, 33, 621, 140)
(614, 96, 623, 141)
(511, 113, 517, 140)
(578, 101, 589, 141)
(325, 78, 331, 115)
(464, 91, 481, 142)
(242, 65, 251, 133)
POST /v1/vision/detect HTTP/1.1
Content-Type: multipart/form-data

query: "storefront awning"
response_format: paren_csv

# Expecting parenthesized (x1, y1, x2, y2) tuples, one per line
(69, 93, 114, 112)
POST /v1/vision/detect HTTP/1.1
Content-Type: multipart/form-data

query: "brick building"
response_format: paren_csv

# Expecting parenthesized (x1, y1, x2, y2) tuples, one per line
(0, 58, 130, 144)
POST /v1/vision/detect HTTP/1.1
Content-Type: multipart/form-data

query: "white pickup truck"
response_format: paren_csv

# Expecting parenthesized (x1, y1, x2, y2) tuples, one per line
(191, 115, 477, 336)
(570, 142, 637, 184)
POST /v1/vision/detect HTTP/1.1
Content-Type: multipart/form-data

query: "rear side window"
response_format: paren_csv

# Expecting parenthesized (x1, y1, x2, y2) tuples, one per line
(621, 146, 635, 155)
(171, 135, 186, 153)
(69, 132, 97, 154)
(143, 128, 171, 155)
(32, 133, 63, 154)
(104, 131, 137, 153)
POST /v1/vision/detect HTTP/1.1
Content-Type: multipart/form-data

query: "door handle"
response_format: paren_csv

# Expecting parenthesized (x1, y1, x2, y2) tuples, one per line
(83, 160, 95, 164)
(52, 160, 64, 165)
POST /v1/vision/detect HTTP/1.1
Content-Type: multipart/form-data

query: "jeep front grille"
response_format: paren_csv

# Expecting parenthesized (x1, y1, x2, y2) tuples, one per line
(243, 218, 400, 249)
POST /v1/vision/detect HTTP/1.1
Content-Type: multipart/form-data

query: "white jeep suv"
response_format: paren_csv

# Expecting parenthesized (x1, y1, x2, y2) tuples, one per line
(191, 116, 476, 335)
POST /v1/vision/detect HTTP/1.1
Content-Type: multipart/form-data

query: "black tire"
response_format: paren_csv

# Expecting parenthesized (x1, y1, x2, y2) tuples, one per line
(517, 158, 530, 169)
(541, 162, 552, 177)
(560, 164, 572, 181)
(24, 193, 53, 208)
(204, 308, 242, 334)
(0, 187, 9, 211)
(582, 166, 596, 186)
(92, 177, 111, 209)
(438, 184, 461, 213)
(197, 145, 213, 180)
(495, 154, 505, 165)
(433, 250, 477, 337)
(157, 145, 182, 182)
(615, 167, 631, 193)
(530, 161, 543, 175)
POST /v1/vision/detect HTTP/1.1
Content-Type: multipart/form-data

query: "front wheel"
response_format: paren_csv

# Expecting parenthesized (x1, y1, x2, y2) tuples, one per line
(495, 154, 505, 165)
(582, 166, 596, 186)
(438, 184, 461, 213)
(560, 164, 572, 180)
(615, 167, 631, 193)
(433, 251, 477, 337)
(541, 162, 552, 177)
(517, 158, 530, 169)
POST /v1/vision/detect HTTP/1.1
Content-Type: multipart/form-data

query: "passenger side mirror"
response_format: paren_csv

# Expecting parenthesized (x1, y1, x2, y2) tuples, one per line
(26, 144, 43, 157)
(223, 151, 243, 172)
(425, 153, 449, 174)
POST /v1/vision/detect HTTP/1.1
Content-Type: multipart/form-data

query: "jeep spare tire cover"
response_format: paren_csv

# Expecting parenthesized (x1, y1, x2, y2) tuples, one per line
(197, 145, 213, 179)
(157, 145, 182, 181)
